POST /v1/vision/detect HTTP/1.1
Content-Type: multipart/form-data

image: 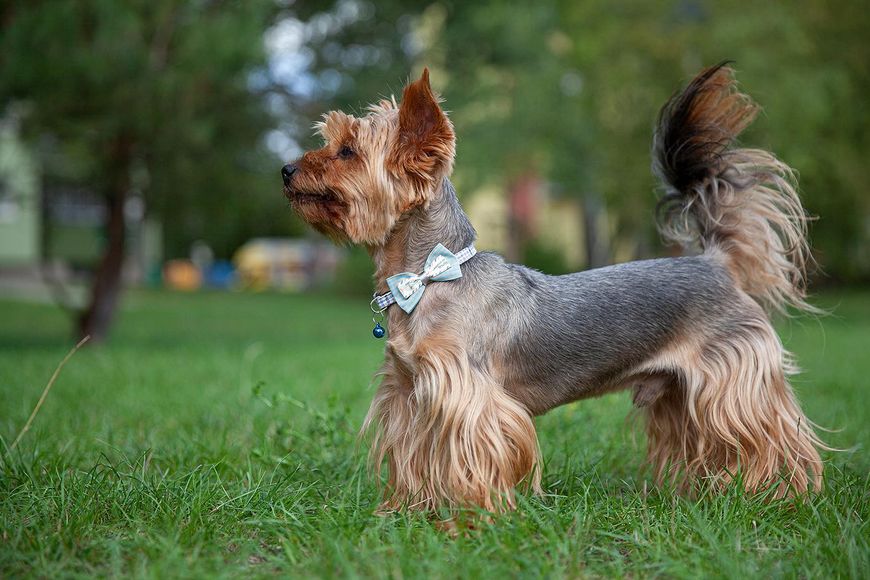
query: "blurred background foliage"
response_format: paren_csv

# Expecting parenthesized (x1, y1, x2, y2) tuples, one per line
(0, 0, 868, 339)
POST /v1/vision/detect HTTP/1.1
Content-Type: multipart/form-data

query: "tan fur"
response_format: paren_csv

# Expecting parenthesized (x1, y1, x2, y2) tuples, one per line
(629, 295, 825, 497)
(362, 330, 541, 511)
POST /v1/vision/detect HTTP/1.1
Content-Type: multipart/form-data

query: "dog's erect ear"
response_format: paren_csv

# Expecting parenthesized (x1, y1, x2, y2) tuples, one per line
(392, 68, 455, 195)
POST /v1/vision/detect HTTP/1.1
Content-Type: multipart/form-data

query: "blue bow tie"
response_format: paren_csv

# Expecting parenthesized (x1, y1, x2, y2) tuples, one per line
(385, 244, 464, 313)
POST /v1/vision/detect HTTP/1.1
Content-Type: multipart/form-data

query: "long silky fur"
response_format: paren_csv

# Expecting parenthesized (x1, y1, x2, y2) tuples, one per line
(362, 339, 541, 511)
(636, 299, 825, 496)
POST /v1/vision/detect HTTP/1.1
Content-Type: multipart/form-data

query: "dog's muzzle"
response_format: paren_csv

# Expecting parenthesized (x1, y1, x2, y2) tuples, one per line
(281, 163, 298, 187)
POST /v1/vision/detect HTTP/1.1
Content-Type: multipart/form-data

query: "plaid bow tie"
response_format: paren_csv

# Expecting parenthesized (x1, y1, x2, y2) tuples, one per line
(380, 243, 476, 314)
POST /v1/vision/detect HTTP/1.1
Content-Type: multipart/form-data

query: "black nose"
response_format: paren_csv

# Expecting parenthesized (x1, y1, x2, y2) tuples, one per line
(281, 163, 298, 186)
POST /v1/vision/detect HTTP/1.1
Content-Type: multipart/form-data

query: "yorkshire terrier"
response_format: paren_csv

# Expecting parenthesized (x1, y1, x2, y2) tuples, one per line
(282, 63, 824, 512)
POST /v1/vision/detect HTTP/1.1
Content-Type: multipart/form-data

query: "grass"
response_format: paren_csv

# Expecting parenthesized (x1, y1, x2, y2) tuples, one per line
(1, 289, 868, 578)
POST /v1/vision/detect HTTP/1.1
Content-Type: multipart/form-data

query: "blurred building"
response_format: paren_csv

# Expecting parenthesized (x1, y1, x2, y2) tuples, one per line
(0, 120, 161, 302)
(233, 238, 342, 291)
(466, 179, 587, 269)
(0, 120, 40, 267)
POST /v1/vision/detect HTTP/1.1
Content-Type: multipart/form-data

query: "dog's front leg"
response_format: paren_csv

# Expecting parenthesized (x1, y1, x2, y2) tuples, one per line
(364, 342, 541, 512)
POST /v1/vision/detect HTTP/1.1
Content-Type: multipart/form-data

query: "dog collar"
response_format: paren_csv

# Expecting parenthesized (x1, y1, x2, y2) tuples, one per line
(369, 243, 477, 338)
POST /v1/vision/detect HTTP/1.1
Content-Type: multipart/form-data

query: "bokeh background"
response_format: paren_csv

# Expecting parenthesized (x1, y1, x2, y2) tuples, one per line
(0, 0, 867, 342)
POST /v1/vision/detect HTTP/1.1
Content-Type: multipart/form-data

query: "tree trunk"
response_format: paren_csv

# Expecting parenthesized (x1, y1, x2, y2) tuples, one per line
(76, 137, 132, 343)
(582, 192, 612, 269)
(506, 173, 539, 263)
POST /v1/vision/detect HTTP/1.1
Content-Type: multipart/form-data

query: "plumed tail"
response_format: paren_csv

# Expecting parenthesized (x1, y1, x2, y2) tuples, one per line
(653, 62, 817, 315)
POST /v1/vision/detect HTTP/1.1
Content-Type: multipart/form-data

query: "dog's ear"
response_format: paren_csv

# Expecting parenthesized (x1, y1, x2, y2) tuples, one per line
(392, 68, 455, 196)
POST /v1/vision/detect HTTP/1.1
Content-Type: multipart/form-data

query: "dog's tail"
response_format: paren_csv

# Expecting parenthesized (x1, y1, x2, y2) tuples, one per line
(653, 62, 816, 315)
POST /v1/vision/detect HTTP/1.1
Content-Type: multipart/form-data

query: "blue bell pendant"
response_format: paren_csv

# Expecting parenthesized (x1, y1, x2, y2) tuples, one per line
(370, 297, 388, 339)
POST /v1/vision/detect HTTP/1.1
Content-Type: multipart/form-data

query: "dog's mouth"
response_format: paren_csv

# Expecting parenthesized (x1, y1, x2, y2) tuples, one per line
(284, 187, 340, 205)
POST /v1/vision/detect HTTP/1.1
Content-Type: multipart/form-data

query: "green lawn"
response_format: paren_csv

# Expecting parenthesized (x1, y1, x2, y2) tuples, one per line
(1, 289, 868, 578)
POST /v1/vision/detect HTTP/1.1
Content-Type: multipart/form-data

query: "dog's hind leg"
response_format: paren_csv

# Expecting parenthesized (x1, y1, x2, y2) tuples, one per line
(643, 308, 824, 497)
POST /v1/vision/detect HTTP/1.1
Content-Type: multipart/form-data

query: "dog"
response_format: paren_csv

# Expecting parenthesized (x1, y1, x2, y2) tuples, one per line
(282, 63, 825, 512)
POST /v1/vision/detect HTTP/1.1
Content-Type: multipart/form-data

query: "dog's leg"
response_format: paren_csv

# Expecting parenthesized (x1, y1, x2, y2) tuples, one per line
(630, 372, 672, 408)
(364, 339, 541, 512)
(644, 312, 824, 497)
(361, 355, 418, 512)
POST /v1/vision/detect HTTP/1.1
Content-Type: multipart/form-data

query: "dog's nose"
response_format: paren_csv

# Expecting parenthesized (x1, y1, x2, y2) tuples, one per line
(281, 163, 298, 186)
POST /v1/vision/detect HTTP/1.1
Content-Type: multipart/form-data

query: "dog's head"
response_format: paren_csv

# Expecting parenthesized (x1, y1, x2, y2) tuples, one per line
(282, 69, 455, 244)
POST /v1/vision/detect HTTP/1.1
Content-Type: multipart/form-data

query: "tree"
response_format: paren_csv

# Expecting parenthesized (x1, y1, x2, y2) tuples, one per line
(1, 0, 283, 341)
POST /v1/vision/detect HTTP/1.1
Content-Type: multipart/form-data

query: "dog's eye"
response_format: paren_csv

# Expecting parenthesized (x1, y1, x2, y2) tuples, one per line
(338, 145, 354, 159)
